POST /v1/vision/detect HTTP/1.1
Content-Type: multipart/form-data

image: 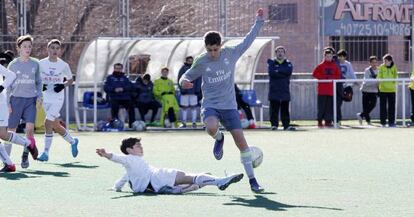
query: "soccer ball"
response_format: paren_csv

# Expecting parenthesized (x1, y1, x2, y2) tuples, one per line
(240, 119, 249, 129)
(250, 146, 263, 168)
(132, 120, 146, 131)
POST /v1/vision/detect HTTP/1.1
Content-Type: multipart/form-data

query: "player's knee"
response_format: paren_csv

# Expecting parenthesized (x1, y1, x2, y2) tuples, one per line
(0, 129, 8, 140)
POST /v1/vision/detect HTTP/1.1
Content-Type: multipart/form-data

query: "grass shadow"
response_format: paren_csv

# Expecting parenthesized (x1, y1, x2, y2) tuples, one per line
(111, 192, 158, 199)
(223, 195, 343, 212)
(0, 170, 70, 180)
(51, 162, 99, 169)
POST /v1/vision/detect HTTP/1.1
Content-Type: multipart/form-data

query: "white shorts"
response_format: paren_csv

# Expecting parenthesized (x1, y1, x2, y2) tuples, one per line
(150, 168, 178, 192)
(0, 92, 8, 127)
(43, 100, 64, 121)
(180, 94, 198, 107)
(0, 102, 9, 127)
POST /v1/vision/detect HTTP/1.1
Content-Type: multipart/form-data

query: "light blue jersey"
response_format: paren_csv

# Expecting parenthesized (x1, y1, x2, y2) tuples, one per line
(7, 57, 42, 98)
(180, 19, 263, 110)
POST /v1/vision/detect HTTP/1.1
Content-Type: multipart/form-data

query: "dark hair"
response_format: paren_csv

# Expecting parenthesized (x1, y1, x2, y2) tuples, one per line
(185, 56, 193, 61)
(383, 53, 393, 62)
(324, 49, 333, 55)
(120, 137, 141, 154)
(204, 31, 222, 46)
(337, 49, 347, 57)
(4, 50, 14, 58)
(47, 39, 62, 48)
(324, 46, 336, 54)
(16, 35, 33, 48)
(369, 56, 378, 62)
(143, 73, 151, 81)
(161, 67, 169, 72)
(114, 63, 123, 68)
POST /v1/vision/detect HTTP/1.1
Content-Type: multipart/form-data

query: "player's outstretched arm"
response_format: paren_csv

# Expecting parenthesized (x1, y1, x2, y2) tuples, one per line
(233, 8, 265, 57)
(96, 148, 112, 159)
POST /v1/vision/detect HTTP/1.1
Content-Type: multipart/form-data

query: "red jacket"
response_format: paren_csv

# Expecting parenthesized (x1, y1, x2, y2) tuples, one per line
(312, 60, 341, 96)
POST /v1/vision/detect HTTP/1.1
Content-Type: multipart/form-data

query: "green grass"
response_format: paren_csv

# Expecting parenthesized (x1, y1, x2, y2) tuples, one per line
(1, 128, 414, 217)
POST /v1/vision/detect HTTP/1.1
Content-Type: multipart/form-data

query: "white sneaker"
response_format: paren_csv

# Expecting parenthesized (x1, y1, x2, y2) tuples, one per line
(217, 173, 244, 191)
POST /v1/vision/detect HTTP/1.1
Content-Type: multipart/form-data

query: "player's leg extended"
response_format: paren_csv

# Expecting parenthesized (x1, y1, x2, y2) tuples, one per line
(230, 129, 264, 193)
(0, 126, 34, 170)
(174, 171, 243, 191)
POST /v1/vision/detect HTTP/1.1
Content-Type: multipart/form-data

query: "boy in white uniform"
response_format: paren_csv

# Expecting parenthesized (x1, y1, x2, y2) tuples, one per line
(37, 39, 79, 162)
(0, 65, 37, 172)
(96, 137, 243, 194)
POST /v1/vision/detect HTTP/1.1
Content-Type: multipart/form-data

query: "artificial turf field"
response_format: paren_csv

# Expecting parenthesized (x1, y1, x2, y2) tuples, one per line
(1, 127, 413, 217)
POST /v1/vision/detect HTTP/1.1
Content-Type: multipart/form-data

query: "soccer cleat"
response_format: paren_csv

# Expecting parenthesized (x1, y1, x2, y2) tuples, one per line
(21, 151, 30, 169)
(248, 123, 256, 129)
(27, 137, 38, 160)
(37, 152, 49, 162)
(71, 138, 79, 158)
(0, 163, 16, 172)
(356, 113, 363, 125)
(217, 173, 244, 191)
(249, 178, 264, 193)
(192, 122, 197, 128)
(317, 121, 323, 128)
(179, 122, 187, 128)
(271, 126, 277, 131)
(213, 133, 224, 160)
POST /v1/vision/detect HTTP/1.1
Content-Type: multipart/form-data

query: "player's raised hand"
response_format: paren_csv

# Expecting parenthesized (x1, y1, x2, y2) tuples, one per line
(181, 79, 194, 89)
(256, 8, 264, 21)
(96, 148, 107, 157)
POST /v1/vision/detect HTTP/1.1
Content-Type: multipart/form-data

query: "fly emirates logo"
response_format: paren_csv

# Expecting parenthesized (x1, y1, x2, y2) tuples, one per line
(207, 70, 231, 84)
(334, 0, 413, 23)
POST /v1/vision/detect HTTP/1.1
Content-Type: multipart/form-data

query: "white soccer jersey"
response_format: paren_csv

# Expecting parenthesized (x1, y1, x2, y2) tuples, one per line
(110, 154, 155, 193)
(39, 58, 72, 102)
(0, 65, 16, 126)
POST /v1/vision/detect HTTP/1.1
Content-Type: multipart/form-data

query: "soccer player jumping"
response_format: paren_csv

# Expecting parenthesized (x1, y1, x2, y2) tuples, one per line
(179, 9, 265, 193)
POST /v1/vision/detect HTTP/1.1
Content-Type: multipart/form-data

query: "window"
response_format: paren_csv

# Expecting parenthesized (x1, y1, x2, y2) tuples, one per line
(268, 4, 297, 23)
(330, 36, 388, 62)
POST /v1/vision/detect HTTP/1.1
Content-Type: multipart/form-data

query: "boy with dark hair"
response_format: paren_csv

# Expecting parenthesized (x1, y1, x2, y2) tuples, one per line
(37, 39, 79, 162)
(313, 48, 341, 127)
(5, 34, 40, 168)
(96, 137, 243, 194)
(179, 9, 264, 192)
(177, 56, 202, 128)
(377, 54, 398, 127)
(336, 49, 356, 123)
(357, 56, 379, 125)
(153, 67, 179, 128)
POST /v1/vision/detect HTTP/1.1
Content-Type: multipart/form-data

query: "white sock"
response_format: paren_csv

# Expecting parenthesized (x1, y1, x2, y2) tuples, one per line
(4, 142, 12, 155)
(44, 133, 53, 153)
(8, 132, 30, 147)
(62, 130, 75, 144)
(191, 108, 197, 123)
(193, 174, 220, 187)
(0, 143, 13, 165)
(213, 129, 223, 141)
(181, 108, 188, 123)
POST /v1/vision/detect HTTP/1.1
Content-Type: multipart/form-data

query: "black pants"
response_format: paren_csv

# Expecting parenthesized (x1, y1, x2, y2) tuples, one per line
(137, 101, 160, 122)
(317, 95, 333, 122)
(236, 94, 254, 120)
(110, 99, 136, 128)
(269, 100, 290, 128)
(336, 95, 343, 122)
(379, 92, 395, 125)
(360, 92, 378, 123)
(410, 89, 414, 122)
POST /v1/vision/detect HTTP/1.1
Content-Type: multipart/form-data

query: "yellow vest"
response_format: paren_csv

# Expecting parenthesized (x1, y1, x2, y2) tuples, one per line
(377, 64, 398, 93)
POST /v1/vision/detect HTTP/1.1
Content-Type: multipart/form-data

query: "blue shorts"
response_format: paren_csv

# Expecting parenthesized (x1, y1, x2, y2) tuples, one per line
(8, 96, 37, 128)
(201, 107, 241, 131)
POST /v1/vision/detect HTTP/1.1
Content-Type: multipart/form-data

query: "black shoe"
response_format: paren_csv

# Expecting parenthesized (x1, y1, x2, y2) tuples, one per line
(21, 151, 29, 169)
